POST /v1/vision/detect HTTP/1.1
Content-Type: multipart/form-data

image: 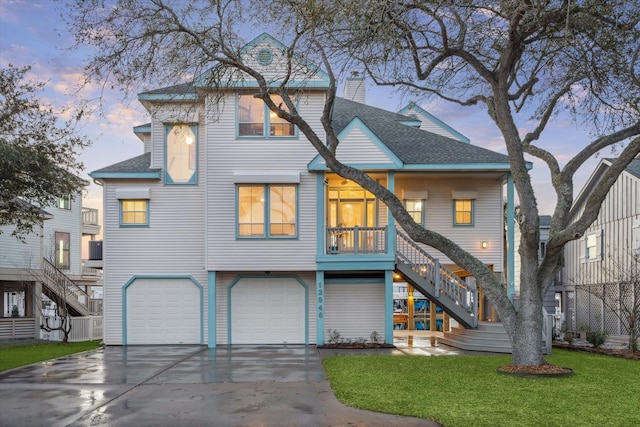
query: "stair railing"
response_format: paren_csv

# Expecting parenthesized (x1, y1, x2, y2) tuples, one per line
(42, 258, 90, 313)
(396, 231, 477, 326)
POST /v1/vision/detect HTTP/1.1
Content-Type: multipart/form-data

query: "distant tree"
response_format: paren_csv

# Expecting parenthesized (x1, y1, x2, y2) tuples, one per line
(64, 0, 640, 368)
(0, 65, 89, 239)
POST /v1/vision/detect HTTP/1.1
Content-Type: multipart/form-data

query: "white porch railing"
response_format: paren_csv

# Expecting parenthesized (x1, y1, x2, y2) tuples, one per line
(326, 226, 387, 254)
(40, 316, 103, 342)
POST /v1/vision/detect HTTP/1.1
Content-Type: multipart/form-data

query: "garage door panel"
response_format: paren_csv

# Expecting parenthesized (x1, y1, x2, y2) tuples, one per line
(126, 278, 201, 345)
(230, 278, 305, 344)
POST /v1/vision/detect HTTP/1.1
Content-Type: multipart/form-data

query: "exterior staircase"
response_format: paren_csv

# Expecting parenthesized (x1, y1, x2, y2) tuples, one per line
(439, 321, 513, 353)
(395, 231, 478, 329)
(41, 258, 90, 317)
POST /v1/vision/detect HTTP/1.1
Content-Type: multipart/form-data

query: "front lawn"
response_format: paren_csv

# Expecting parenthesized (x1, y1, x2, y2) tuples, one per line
(323, 349, 640, 427)
(0, 340, 102, 372)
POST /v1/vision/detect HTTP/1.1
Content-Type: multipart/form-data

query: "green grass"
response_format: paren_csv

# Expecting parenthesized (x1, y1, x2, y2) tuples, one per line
(0, 340, 102, 372)
(323, 349, 640, 427)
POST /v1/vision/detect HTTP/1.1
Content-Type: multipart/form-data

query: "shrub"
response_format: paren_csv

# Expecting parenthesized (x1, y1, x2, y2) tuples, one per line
(586, 330, 608, 348)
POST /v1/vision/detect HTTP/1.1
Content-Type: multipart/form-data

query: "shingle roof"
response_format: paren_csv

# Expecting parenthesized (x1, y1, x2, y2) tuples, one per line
(139, 82, 196, 97)
(332, 98, 510, 165)
(91, 152, 160, 175)
(539, 215, 551, 227)
(624, 157, 640, 179)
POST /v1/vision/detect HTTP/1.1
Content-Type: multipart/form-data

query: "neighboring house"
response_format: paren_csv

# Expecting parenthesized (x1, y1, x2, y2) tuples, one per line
(559, 157, 640, 343)
(90, 33, 518, 347)
(0, 189, 103, 339)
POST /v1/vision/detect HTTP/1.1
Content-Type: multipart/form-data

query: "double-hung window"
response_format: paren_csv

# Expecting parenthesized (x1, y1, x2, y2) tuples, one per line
(237, 184, 297, 238)
(404, 199, 425, 226)
(54, 231, 70, 269)
(165, 124, 197, 184)
(454, 199, 474, 226)
(120, 200, 149, 227)
(580, 229, 603, 262)
(238, 94, 296, 137)
(58, 194, 71, 210)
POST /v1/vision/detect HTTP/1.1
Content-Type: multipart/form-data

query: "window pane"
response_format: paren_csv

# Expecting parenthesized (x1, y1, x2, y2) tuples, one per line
(54, 232, 70, 269)
(454, 199, 472, 225)
(238, 95, 264, 136)
(121, 199, 148, 225)
(166, 124, 196, 183)
(238, 186, 265, 236)
(405, 199, 423, 224)
(268, 95, 295, 136)
(269, 185, 296, 236)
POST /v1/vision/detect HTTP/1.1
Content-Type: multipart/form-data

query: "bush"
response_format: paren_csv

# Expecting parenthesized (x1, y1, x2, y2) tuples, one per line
(586, 330, 608, 348)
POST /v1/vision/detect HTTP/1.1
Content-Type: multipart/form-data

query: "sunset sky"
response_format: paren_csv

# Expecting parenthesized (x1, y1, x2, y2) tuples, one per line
(1, 0, 607, 222)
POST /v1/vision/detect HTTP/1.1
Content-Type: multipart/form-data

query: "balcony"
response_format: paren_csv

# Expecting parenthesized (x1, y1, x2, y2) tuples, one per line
(82, 207, 101, 236)
(326, 226, 387, 255)
(83, 240, 103, 269)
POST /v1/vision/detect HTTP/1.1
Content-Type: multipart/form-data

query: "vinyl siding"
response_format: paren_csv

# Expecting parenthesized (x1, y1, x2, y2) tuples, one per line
(0, 225, 41, 271)
(324, 282, 385, 342)
(214, 271, 316, 345)
(205, 92, 323, 271)
(394, 175, 504, 270)
(335, 127, 394, 164)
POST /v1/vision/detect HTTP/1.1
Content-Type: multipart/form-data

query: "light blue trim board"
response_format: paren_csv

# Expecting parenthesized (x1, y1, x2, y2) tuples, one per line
(307, 160, 515, 172)
(121, 275, 204, 345)
(208, 271, 217, 348)
(89, 172, 161, 179)
(316, 174, 326, 258)
(316, 259, 396, 271)
(226, 274, 309, 345)
(397, 103, 471, 144)
(133, 124, 151, 134)
(385, 270, 394, 344)
(507, 174, 516, 300)
(164, 124, 198, 185)
(387, 171, 397, 255)
(316, 271, 325, 345)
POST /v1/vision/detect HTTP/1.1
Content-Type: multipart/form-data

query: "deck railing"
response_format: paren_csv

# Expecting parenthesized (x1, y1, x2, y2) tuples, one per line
(326, 226, 387, 254)
(82, 207, 99, 226)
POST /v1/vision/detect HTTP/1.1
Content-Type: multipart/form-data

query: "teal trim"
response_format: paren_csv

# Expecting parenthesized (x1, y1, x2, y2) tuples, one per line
(133, 124, 151, 134)
(387, 171, 396, 254)
(400, 163, 514, 171)
(507, 174, 515, 300)
(316, 174, 326, 257)
(398, 103, 471, 144)
(453, 199, 475, 227)
(399, 120, 421, 127)
(316, 259, 396, 271)
(385, 270, 394, 344)
(235, 184, 299, 239)
(164, 124, 198, 185)
(316, 271, 325, 345)
(119, 199, 150, 227)
(307, 158, 400, 170)
(226, 274, 309, 345)
(335, 117, 404, 168)
(89, 172, 161, 179)
(208, 271, 217, 348)
(121, 275, 204, 345)
(324, 278, 385, 284)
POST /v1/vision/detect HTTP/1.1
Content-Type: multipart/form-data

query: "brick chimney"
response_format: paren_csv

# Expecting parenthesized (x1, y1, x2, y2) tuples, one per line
(343, 71, 365, 104)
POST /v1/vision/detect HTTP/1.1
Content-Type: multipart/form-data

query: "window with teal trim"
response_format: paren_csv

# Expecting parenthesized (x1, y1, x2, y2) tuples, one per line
(404, 199, 424, 225)
(454, 199, 473, 225)
(120, 199, 149, 227)
(237, 184, 297, 238)
(238, 94, 295, 137)
(165, 124, 197, 184)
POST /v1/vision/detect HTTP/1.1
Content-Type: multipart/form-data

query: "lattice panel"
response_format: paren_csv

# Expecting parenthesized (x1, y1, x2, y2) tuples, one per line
(604, 284, 621, 335)
(619, 283, 636, 335)
(575, 289, 591, 331)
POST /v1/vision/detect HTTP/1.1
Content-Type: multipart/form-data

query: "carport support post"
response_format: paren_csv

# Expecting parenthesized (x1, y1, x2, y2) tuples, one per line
(385, 270, 393, 345)
(208, 271, 216, 348)
(316, 271, 325, 345)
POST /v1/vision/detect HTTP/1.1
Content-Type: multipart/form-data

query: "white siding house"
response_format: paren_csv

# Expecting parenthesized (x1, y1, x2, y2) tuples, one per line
(559, 157, 640, 344)
(91, 33, 517, 347)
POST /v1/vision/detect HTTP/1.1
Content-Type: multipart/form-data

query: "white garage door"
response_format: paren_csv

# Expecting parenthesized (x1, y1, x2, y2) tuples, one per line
(230, 278, 305, 344)
(324, 283, 385, 342)
(126, 278, 201, 344)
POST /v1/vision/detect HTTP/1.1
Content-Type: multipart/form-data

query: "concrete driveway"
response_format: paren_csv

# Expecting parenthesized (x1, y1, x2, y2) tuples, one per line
(0, 345, 440, 427)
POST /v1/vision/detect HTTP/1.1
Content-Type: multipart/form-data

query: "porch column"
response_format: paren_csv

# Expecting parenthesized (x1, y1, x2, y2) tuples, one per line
(385, 270, 393, 344)
(429, 300, 437, 346)
(507, 173, 516, 300)
(387, 171, 396, 254)
(208, 271, 216, 348)
(407, 285, 415, 330)
(316, 271, 325, 345)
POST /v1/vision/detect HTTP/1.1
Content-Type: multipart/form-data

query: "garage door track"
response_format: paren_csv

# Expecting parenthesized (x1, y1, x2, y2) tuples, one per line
(0, 345, 438, 427)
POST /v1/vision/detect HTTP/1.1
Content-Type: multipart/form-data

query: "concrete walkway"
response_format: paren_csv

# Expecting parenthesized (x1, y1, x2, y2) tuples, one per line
(0, 333, 500, 427)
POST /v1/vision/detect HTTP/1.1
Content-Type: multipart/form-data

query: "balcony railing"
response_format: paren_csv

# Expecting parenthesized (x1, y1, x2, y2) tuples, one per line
(326, 226, 387, 255)
(82, 207, 99, 226)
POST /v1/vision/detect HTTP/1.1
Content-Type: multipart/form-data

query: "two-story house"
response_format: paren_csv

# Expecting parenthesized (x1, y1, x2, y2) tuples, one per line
(0, 189, 103, 339)
(559, 157, 640, 346)
(90, 34, 516, 347)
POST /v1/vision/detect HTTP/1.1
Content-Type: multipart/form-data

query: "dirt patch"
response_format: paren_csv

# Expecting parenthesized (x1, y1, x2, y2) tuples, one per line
(553, 341, 640, 361)
(497, 363, 573, 377)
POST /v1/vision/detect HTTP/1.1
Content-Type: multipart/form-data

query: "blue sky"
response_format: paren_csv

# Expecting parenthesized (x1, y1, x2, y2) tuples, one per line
(1, 0, 604, 219)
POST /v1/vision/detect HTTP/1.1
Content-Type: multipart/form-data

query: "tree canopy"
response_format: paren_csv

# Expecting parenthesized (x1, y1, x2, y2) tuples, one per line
(64, 0, 640, 366)
(0, 65, 89, 239)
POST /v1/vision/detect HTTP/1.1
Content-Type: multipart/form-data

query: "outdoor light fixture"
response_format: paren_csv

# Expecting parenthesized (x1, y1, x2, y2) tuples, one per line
(481, 241, 488, 249)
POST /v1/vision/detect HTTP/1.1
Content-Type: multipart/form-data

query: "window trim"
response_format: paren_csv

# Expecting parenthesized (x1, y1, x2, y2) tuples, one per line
(236, 93, 298, 139)
(164, 123, 198, 185)
(58, 194, 71, 210)
(236, 183, 298, 239)
(453, 199, 474, 226)
(119, 199, 150, 227)
(403, 198, 425, 226)
(54, 231, 70, 270)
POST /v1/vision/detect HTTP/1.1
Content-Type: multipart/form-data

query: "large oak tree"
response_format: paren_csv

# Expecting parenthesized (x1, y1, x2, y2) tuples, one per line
(65, 0, 640, 366)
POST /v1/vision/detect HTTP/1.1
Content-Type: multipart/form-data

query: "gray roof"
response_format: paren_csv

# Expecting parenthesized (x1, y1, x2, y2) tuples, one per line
(539, 215, 551, 227)
(139, 82, 196, 97)
(332, 98, 510, 165)
(623, 157, 640, 179)
(91, 152, 160, 175)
